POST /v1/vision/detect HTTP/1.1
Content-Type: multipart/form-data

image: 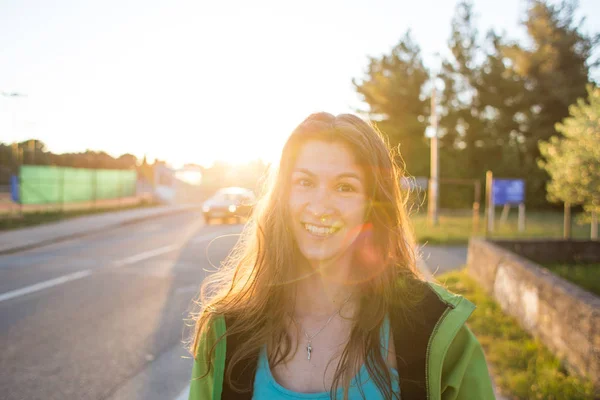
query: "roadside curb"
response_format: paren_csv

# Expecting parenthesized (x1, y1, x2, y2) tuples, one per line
(0, 206, 203, 256)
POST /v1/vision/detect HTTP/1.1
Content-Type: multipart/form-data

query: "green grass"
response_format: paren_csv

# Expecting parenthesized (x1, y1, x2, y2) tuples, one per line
(411, 210, 592, 245)
(438, 269, 595, 399)
(0, 200, 159, 231)
(544, 263, 600, 297)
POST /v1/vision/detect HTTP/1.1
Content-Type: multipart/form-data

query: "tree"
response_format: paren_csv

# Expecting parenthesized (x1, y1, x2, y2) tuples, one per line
(138, 155, 155, 185)
(351, 0, 598, 208)
(539, 84, 600, 215)
(435, 1, 531, 209)
(438, 0, 597, 206)
(502, 0, 598, 204)
(439, 0, 481, 153)
(353, 32, 430, 176)
(0, 139, 140, 177)
(116, 154, 137, 169)
(438, 1, 512, 179)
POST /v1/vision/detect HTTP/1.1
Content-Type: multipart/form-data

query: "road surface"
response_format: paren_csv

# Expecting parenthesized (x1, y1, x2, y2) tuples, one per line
(0, 211, 242, 400)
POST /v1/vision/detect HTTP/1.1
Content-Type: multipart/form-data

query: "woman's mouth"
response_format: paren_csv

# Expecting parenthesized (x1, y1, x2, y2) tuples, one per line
(303, 223, 342, 237)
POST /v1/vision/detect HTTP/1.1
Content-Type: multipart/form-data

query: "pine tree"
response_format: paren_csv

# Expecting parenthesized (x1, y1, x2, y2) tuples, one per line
(503, 0, 598, 203)
(439, 1, 531, 179)
(353, 32, 430, 176)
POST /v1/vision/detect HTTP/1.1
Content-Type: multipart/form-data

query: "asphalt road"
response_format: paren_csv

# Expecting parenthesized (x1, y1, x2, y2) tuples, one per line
(0, 211, 243, 400)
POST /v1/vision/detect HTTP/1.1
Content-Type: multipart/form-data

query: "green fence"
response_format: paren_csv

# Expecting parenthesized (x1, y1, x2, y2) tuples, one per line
(19, 165, 137, 205)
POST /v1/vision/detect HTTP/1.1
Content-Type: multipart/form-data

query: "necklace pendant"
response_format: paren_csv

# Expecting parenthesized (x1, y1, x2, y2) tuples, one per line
(306, 342, 312, 360)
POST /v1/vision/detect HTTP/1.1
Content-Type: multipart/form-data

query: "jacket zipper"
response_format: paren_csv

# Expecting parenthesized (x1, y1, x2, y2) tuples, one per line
(424, 305, 452, 400)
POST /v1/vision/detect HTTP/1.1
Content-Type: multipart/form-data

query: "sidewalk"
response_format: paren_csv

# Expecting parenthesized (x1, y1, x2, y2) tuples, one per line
(0, 204, 203, 255)
(418, 244, 468, 276)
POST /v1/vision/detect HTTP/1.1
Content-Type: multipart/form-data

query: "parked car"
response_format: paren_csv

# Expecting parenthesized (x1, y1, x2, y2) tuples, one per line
(202, 187, 256, 223)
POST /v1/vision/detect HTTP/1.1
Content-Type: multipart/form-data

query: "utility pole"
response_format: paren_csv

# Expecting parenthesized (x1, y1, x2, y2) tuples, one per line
(2, 91, 27, 169)
(1, 91, 28, 145)
(2, 91, 27, 217)
(428, 78, 439, 226)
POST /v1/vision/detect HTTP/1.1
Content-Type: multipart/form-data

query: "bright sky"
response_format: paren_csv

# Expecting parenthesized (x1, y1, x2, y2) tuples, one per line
(1, 0, 599, 168)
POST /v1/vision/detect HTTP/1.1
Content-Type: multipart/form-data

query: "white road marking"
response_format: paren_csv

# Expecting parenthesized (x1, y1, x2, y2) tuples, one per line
(113, 245, 179, 267)
(112, 227, 240, 267)
(0, 269, 92, 303)
(175, 384, 190, 400)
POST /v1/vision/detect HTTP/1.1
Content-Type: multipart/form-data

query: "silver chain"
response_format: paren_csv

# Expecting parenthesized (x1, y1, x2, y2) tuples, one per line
(289, 293, 353, 361)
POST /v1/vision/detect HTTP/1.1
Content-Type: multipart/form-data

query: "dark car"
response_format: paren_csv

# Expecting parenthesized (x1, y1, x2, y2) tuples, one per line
(202, 187, 256, 224)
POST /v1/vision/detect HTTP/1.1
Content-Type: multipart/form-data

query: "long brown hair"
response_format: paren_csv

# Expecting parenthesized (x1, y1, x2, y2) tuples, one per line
(189, 112, 423, 400)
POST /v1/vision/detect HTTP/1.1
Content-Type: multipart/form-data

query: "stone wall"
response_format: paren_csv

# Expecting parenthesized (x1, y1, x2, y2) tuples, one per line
(467, 238, 600, 388)
(492, 239, 600, 264)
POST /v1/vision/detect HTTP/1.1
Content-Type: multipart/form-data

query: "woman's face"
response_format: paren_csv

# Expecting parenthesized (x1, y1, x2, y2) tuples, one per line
(288, 140, 368, 268)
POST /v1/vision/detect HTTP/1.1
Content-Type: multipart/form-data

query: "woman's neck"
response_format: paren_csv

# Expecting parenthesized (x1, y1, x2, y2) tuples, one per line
(292, 268, 357, 318)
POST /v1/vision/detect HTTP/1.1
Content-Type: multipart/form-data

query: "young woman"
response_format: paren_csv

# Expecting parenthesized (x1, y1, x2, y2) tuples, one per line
(188, 113, 495, 399)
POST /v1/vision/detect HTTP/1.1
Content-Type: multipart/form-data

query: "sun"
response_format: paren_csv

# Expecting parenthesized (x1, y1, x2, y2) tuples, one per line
(163, 114, 296, 168)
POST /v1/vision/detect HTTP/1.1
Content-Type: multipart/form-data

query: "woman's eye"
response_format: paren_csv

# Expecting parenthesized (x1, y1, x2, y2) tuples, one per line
(337, 183, 355, 193)
(296, 178, 313, 187)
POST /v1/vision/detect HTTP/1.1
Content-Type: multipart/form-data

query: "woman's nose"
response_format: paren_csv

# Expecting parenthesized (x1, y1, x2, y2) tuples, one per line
(305, 187, 334, 218)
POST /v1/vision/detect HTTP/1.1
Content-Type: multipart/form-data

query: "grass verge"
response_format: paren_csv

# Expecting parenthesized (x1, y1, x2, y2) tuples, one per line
(411, 210, 592, 245)
(438, 269, 595, 399)
(0, 200, 159, 231)
(544, 263, 600, 297)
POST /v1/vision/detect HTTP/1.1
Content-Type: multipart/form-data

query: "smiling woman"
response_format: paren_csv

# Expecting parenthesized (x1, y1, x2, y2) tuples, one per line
(187, 112, 495, 400)
(288, 140, 367, 270)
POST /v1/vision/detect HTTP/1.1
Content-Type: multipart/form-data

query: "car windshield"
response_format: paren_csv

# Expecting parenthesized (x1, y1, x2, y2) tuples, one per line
(214, 193, 240, 202)
(212, 188, 254, 203)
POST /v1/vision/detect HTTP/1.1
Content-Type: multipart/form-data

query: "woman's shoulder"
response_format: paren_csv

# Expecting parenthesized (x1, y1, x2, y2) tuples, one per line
(392, 274, 473, 310)
(193, 313, 227, 356)
(388, 275, 485, 399)
(390, 275, 475, 332)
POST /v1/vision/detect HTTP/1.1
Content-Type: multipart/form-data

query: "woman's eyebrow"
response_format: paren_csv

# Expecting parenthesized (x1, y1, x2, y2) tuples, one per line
(336, 172, 362, 181)
(293, 168, 363, 181)
(292, 168, 315, 176)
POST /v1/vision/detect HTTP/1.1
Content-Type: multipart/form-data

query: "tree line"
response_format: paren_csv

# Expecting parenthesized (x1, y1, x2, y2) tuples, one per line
(0, 140, 149, 185)
(354, 0, 598, 208)
(0, 139, 269, 199)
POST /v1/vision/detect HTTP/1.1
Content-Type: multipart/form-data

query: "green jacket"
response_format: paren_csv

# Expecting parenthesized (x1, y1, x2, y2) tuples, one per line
(189, 280, 495, 400)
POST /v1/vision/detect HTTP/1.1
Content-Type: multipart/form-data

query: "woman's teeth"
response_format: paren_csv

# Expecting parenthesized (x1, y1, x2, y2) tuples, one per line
(303, 223, 340, 236)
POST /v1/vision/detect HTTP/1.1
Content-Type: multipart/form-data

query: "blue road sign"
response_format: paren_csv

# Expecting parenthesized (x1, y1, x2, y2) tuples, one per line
(10, 175, 19, 203)
(493, 179, 525, 205)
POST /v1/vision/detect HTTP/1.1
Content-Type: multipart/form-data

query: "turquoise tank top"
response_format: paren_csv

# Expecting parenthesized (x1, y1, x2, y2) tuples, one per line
(253, 316, 400, 399)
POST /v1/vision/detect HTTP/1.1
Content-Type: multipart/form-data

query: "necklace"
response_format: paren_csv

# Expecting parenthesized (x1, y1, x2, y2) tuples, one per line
(289, 293, 353, 361)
